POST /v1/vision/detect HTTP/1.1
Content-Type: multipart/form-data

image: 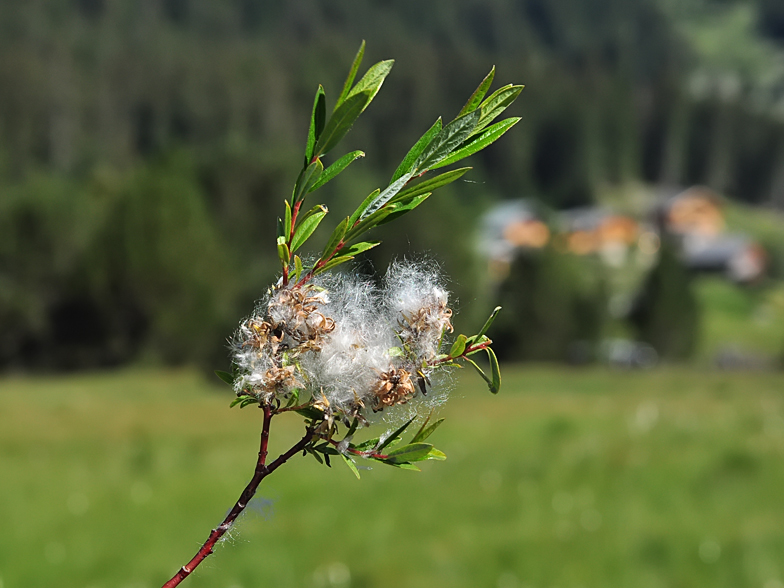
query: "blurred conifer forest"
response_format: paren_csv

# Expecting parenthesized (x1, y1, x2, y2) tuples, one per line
(3, 0, 784, 370)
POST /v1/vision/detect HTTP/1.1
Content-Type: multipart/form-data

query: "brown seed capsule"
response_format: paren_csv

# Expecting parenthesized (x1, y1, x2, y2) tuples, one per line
(371, 368, 416, 411)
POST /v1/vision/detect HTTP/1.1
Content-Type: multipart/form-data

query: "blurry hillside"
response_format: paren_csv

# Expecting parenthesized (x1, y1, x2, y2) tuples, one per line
(2, 0, 784, 370)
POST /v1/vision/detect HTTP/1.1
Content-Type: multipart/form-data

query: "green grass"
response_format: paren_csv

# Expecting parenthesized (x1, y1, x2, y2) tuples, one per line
(695, 277, 784, 361)
(2, 366, 784, 588)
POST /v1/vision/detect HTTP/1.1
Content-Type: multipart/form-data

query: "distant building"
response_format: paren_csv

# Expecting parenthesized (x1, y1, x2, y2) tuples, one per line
(660, 186, 724, 237)
(478, 199, 550, 280)
(658, 187, 766, 282)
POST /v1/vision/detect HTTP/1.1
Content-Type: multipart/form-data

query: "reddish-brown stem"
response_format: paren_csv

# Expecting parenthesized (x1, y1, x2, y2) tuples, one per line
(429, 340, 492, 367)
(160, 407, 314, 588)
(327, 437, 389, 460)
(294, 239, 346, 288)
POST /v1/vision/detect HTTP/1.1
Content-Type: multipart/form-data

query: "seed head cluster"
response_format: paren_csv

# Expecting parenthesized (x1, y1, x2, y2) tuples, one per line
(232, 261, 454, 423)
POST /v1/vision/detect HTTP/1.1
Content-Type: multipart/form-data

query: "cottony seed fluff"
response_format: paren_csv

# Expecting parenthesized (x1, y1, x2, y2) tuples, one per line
(231, 261, 455, 423)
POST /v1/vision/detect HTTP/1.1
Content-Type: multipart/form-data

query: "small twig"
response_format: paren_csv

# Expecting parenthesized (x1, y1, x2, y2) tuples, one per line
(160, 406, 314, 588)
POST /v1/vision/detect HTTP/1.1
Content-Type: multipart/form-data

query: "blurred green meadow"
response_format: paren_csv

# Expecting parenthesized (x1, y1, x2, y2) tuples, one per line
(2, 366, 783, 588)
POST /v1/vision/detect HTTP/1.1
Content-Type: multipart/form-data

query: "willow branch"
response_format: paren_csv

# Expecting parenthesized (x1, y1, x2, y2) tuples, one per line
(160, 406, 314, 588)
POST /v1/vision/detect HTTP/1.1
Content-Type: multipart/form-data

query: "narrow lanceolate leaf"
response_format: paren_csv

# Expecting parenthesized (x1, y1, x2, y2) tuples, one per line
(293, 255, 304, 282)
(305, 85, 327, 162)
(391, 118, 442, 183)
(458, 66, 496, 116)
(230, 394, 255, 408)
(292, 159, 324, 203)
(384, 443, 435, 464)
(315, 241, 380, 274)
(486, 347, 501, 394)
(346, 59, 394, 112)
(277, 236, 290, 266)
(349, 188, 380, 226)
(331, 241, 380, 259)
(344, 206, 394, 242)
(341, 454, 361, 479)
(430, 118, 521, 170)
(474, 84, 524, 135)
(415, 109, 481, 172)
(411, 418, 445, 444)
(314, 91, 371, 158)
(296, 204, 329, 228)
(214, 370, 234, 386)
(360, 172, 413, 219)
(335, 40, 366, 112)
(390, 167, 471, 204)
(309, 150, 365, 192)
(290, 208, 328, 252)
(320, 216, 349, 261)
(472, 306, 502, 341)
(284, 200, 292, 240)
(449, 334, 468, 358)
(377, 417, 416, 451)
(375, 194, 430, 227)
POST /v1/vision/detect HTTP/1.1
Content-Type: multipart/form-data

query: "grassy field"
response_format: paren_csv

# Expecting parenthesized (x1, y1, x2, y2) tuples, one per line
(1, 366, 784, 588)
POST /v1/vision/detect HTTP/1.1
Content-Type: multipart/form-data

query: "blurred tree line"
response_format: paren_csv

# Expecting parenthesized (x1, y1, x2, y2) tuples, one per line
(2, 0, 784, 370)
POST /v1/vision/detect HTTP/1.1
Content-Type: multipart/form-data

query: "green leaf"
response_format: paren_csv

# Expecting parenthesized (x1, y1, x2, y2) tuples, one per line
(277, 236, 290, 266)
(352, 437, 380, 451)
(486, 347, 501, 394)
(230, 394, 254, 408)
(458, 66, 495, 116)
(474, 84, 524, 135)
(449, 334, 468, 358)
(473, 306, 502, 341)
(384, 443, 434, 464)
(391, 118, 442, 183)
(431, 117, 520, 170)
(426, 447, 447, 461)
(344, 206, 394, 242)
(387, 346, 405, 358)
(411, 417, 445, 444)
(293, 255, 304, 282)
(296, 203, 329, 227)
(360, 172, 413, 219)
(390, 167, 471, 204)
(284, 200, 292, 240)
(313, 241, 379, 274)
(415, 110, 481, 172)
(305, 85, 326, 162)
(295, 406, 325, 420)
(349, 188, 380, 226)
(331, 240, 380, 259)
(346, 59, 394, 111)
(314, 91, 371, 158)
(290, 208, 328, 253)
(375, 194, 430, 227)
(309, 151, 365, 192)
(335, 41, 365, 112)
(215, 370, 234, 386)
(292, 159, 324, 203)
(377, 417, 416, 451)
(319, 217, 349, 261)
(314, 255, 353, 275)
(341, 454, 361, 479)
